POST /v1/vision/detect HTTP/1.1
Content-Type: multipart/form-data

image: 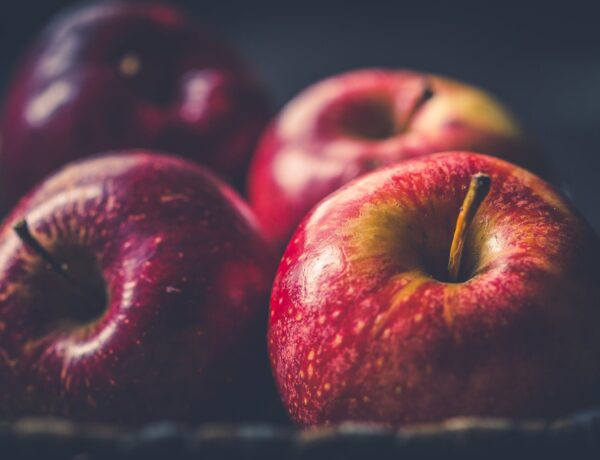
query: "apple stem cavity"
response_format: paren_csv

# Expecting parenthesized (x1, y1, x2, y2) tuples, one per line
(13, 218, 106, 311)
(119, 52, 141, 77)
(447, 173, 491, 282)
(399, 81, 435, 132)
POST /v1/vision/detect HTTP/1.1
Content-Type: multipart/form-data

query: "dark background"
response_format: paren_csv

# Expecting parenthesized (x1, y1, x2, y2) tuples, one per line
(1, 0, 599, 231)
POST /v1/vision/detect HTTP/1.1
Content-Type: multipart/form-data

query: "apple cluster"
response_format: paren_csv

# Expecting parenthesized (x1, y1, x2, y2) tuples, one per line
(0, 1, 598, 428)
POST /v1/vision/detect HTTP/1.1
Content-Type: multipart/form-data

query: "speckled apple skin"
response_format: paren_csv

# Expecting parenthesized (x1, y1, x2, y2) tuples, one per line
(0, 151, 277, 424)
(269, 152, 600, 427)
(249, 69, 546, 248)
(0, 1, 269, 207)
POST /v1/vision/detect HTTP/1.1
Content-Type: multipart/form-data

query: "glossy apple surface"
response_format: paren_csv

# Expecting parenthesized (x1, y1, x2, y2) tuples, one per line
(0, 151, 276, 424)
(0, 1, 269, 207)
(249, 69, 546, 248)
(269, 151, 600, 427)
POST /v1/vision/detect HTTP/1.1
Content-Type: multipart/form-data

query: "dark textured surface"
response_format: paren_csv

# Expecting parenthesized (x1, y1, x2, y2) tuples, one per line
(2, 411, 600, 459)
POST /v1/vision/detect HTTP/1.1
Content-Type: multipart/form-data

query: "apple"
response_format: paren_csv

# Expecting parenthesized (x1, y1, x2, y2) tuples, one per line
(0, 151, 276, 424)
(269, 151, 600, 427)
(0, 1, 269, 208)
(248, 69, 547, 248)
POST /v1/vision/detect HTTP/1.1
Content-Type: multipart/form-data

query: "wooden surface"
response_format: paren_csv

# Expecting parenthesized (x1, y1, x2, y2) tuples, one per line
(1, 409, 600, 459)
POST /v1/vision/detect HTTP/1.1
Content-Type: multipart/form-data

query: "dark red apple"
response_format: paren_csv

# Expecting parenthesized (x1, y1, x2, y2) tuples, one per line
(0, 151, 276, 424)
(269, 151, 600, 427)
(0, 1, 269, 207)
(249, 69, 547, 248)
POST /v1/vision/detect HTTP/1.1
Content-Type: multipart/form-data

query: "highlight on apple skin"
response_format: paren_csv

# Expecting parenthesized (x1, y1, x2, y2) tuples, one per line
(0, 1, 269, 208)
(268, 151, 600, 427)
(248, 69, 547, 248)
(0, 151, 277, 425)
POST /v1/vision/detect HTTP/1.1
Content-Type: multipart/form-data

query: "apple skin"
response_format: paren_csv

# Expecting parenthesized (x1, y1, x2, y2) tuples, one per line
(249, 69, 546, 248)
(0, 1, 269, 208)
(0, 151, 277, 425)
(269, 151, 600, 427)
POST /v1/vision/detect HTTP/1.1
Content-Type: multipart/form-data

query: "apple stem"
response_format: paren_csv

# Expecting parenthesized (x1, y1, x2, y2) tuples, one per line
(399, 81, 435, 132)
(447, 173, 491, 282)
(13, 219, 106, 309)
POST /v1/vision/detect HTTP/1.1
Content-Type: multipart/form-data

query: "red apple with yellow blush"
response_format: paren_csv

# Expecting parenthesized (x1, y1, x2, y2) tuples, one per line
(249, 69, 547, 248)
(268, 152, 600, 427)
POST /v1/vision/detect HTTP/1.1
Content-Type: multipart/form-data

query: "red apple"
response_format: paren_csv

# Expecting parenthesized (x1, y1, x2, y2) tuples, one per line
(0, 151, 276, 424)
(0, 1, 269, 208)
(249, 69, 546, 248)
(269, 151, 600, 427)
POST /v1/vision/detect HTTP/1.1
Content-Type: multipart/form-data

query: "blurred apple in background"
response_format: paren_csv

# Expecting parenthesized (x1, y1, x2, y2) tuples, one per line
(269, 151, 600, 427)
(0, 1, 269, 208)
(0, 151, 276, 424)
(249, 69, 547, 248)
